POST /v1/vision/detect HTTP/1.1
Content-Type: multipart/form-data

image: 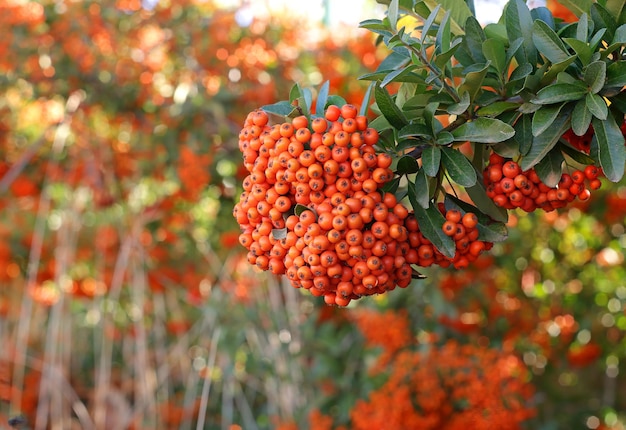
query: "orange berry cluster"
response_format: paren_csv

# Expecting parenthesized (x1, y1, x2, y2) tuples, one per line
(484, 153, 601, 212)
(233, 105, 490, 305)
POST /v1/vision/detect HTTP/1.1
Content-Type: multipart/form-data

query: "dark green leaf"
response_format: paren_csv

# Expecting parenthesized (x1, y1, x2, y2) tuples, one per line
(585, 92, 608, 120)
(612, 23, 626, 44)
(506, 0, 537, 66)
(315, 81, 330, 117)
(606, 61, 626, 88)
(559, 141, 596, 164)
(482, 38, 507, 74)
(532, 19, 570, 63)
(414, 169, 430, 208)
(294, 204, 315, 218)
(376, 51, 411, 73)
(539, 55, 578, 87)
(476, 102, 520, 117)
(397, 155, 420, 174)
(515, 113, 533, 156)
(520, 108, 571, 170)
(563, 38, 592, 66)
(591, 3, 617, 41)
(592, 115, 626, 182)
(465, 179, 509, 223)
(326, 95, 347, 109)
(448, 92, 470, 115)
(532, 103, 566, 137)
(534, 147, 565, 187)
(458, 63, 489, 103)
(508, 62, 533, 82)
(437, 131, 454, 145)
(571, 99, 593, 136)
(532, 83, 587, 104)
(408, 190, 456, 258)
(606, 0, 626, 20)
(422, 146, 441, 177)
(374, 84, 408, 129)
(398, 123, 434, 139)
(451, 117, 515, 143)
(584, 61, 606, 94)
(464, 16, 487, 63)
(441, 147, 477, 187)
(381, 176, 401, 194)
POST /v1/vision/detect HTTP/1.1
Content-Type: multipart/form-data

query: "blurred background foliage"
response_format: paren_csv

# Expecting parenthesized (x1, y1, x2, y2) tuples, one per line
(0, 0, 625, 429)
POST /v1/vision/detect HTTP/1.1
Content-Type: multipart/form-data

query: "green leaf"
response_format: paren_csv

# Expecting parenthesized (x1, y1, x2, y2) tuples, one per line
(591, 3, 617, 41)
(559, 141, 596, 164)
(584, 61, 606, 94)
(444, 195, 508, 242)
(422, 146, 441, 177)
(606, 61, 626, 88)
(591, 115, 626, 182)
(326, 95, 347, 109)
(441, 147, 477, 187)
(437, 132, 454, 145)
(539, 55, 578, 87)
(436, 11, 452, 54)
(408, 190, 456, 258)
(458, 63, 490, 104)
(451, 118, 515, 143)
(532, 19, 570, 64)
(576, 13, 589, 41)
(359, 81, 376, 117)
(315, 81, 330, 117)
(423, 0, 474, 36)
(506, 0, 537, 66)
(421, 5, 442, 43)
(585, 93, 608, 120)
(398, 123, 433, 139)
(262, 101, 297, 117)
(414, 169, 430, 208)
(612, 23, 626, 44)
(606, 0, 626, 19)
(465, 179, 509, 223)
(397, 155, 420, 174)
(532, 83, 588, 104)
(534, 147, 565, 188)
(520, 109, 571, 171)
(381, 65, 420, 87)
(359, 19, 389, 31)
(563, 38, 592, 66)
(448, 92, 470, 115)
(515, 113, 533, 156)
(374, 83, 408, 129)
(381, 176, 401, 194)
(388, 0, 399, 30)
(571, 99, 593, 136)
(482, 38, 507, 74)
(464, 16, 487, 63)
(476, 102, 520, 117)
(532, 103, 566, 137)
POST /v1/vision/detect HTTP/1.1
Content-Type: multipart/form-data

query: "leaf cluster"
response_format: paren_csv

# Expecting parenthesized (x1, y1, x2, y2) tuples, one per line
(359, 0, 626, 253)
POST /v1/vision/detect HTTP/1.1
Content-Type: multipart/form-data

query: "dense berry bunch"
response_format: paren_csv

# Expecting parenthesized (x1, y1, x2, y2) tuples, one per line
(233, 105, 490, 305)
(484, 153, 601, 212)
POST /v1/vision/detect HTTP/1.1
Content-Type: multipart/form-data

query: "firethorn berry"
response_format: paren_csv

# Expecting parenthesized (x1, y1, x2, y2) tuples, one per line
(235, 106, 496, 307)
(483, 155, 602, 213)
